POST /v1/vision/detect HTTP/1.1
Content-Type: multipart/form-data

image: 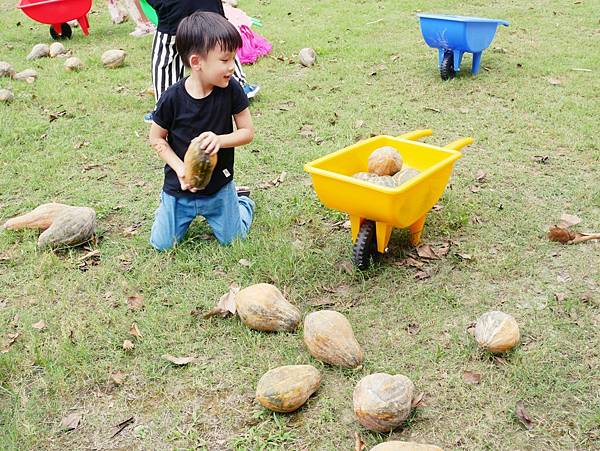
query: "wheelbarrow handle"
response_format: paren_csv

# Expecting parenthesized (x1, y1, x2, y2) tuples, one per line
(396, 129, 433, 141)
(444, 137, 474, 151)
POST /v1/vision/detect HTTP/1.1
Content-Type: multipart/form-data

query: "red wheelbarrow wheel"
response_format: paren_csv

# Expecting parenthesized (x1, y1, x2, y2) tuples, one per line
(49, 22, 72, 40)
(352, 220, 380, 270)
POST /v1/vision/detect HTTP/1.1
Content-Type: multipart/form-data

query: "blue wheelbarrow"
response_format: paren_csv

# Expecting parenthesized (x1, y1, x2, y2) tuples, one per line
(417, 14, 509, 80)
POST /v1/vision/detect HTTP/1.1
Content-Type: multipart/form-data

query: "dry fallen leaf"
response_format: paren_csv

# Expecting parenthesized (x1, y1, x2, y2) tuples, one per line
(122, 339, 134, 351)
(557, 213, 581, 228)
(411, 392, 425, 408)
(354, 432, 365, 451)
(395, 257, 424, 269)
(238, 258, 252, 267)
(110, 371, 126, 385)
(463, 371, 482, 385)
(474, 170, 487, 183)
(1, 332, 20, 353)
(547, 77, 562, 86)
(469, 185, 481, 193)
(406, 323, 421, 335)
(162, 354, 196, 365)
(204, 283, 240, 319)
(61, 412, 82, 431)
(299, 124, 315, 138)
(338, 260, 354, 275)
(554, 292, 567, 302)
(414, 270, 430, 281)
(129, 323, 142, 339)
(416, 244, 439, 260)
(456, 253, 473, 261)
(32, 320, 47, 330)
(123, 223, 142, 236)
(127, 295, 144, 311)
(515, 400, 534, 429)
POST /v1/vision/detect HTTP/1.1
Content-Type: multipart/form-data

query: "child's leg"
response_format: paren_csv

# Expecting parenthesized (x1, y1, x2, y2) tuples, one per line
(150, 191, 197, 250)
(151, 32, 185, 104)
(198, 182, 255, 245)
(232, 55, 247, 85)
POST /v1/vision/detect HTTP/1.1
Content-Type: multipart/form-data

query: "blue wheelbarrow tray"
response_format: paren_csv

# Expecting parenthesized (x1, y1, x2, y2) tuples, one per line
(418, 14, 509, 75)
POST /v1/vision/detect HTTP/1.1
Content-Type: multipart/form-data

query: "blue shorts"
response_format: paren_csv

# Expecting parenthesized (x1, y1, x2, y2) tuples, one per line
(150, 181, 255, 250)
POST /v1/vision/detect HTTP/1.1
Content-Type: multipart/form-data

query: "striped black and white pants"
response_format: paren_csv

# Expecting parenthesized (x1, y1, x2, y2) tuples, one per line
(151, 30, 247, 104)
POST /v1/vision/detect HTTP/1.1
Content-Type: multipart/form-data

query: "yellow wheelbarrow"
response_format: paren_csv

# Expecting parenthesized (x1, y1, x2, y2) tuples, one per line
(304, 129, 473, 269)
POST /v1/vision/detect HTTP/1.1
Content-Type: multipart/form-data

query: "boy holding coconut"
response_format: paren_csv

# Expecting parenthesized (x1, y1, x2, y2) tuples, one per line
(148, 12, 254, 250)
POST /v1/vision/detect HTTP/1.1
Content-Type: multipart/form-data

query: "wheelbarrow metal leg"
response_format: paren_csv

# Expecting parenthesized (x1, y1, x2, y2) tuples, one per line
(78, 15, 90, 36)
(453, 50, 464, 72)
(375, 222, 393, 254)
(409, 214, 427, 246)
(349, 215, 363, 243)
(471, 52, 482, 75)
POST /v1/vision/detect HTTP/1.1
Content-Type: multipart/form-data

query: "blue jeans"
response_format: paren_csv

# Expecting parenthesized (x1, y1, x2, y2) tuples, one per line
(150, 181, 255, 250)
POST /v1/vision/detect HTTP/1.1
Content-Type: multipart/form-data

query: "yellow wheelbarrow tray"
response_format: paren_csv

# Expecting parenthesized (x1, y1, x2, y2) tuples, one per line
(304, 129, 473, 269)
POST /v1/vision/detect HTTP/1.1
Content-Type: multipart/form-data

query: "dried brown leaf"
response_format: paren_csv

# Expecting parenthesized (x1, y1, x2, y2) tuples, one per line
(493, 356, 508, 366)
(123, 222, 142, 236)
(162, 354, 196, 365)
(411, 392, 425, 408)
(414, 270, 430, 280)
(110, 371, 126, 385)
(395, 257, 424, 269)
(474, 170, 487, 182)
(515, 400, 534, 429)
(435, 242, 451, 257)
(127, 295, 144, 311)
(354, 432, 365, 451)
(463, 371, 482, 384)
(203, 283, 240, 319)
(1, 332, 20, 353)
(338, 260, 354, 275)
(469, 185, 481, 193)
(32, 320, 47, 330)
(554, 292, 566, 302)
(122, 339, 134, 351)
(416, 244, 439, 260)
(129, 323, 142, 339)
(238, 258, 252, 267)
(299, 124, 315, 138)
(456, 253, 472, 261)
(557, 213, 581, 228)
(61, 412, 82, 431)
(406, 323, 421, 335)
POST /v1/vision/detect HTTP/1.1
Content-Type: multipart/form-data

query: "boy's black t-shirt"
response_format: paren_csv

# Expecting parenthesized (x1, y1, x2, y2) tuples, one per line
(147, 0, 225, 34)
(152, 77, 249, 198)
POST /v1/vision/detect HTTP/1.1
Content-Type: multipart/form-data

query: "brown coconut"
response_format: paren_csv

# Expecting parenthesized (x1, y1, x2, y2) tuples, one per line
(2, 203, 72, 230)
(37, 207, 96, 249)
(101, 49, 127, 68)
(303, 310, 364, 368)
(299, 48, 316, 67)
(235, 283, 301, 332)
(64, 57, 84, 72)
(368, 146, 403, 176)
(371, 441, 443, 451)
(0, 89, 13, 102)
(49, 42, 66, 58)
(353, 373, 414, 432)
(474, 311, 520, 353)
(0, 61, 15, 78)
(256, 365, 321, 412)
(14, 69, 37, 82)
(27, 43, 50, 60)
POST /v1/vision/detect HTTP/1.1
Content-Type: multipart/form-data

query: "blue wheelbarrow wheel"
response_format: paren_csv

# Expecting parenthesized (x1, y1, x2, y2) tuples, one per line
(440, 51, 455, 80)
(353, 220, 380, 270)
(49, 22, 72, 40)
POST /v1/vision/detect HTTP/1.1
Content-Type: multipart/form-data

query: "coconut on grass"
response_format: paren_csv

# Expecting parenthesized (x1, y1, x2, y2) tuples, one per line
(474, 311, 520, 353)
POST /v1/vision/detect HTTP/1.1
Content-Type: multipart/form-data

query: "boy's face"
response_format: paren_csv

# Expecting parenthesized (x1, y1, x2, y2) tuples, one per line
(194, 46, 237, 89)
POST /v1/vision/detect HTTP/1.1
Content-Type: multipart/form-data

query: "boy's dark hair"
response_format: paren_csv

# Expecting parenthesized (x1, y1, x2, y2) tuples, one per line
(176, 12, 242, 67)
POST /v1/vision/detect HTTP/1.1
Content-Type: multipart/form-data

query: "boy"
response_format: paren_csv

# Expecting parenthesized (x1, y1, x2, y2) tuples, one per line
(149, 11, 255, 250)
(145, 0, 260, 122)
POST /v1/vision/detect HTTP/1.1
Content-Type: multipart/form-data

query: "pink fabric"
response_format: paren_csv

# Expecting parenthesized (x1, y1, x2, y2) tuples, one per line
(236, 25, 272, 64)
(223, 4, 252, 29)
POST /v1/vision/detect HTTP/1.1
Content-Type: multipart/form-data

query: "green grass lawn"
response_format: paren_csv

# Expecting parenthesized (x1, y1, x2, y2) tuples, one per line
(1, 0, 599, 449)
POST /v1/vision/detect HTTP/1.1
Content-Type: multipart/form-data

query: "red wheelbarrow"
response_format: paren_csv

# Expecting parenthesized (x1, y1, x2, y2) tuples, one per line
(17, 0, 92, 39)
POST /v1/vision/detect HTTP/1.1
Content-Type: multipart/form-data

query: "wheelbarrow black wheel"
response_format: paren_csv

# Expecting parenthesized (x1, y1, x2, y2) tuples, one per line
(50, 23, 72, 40)
(440, 51, 455, 80)
(352, 220, 378, 270)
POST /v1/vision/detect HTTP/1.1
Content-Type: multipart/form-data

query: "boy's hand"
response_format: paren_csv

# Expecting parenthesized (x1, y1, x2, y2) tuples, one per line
(196, 131, 221, 155)
(177, 170, 198, 193)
